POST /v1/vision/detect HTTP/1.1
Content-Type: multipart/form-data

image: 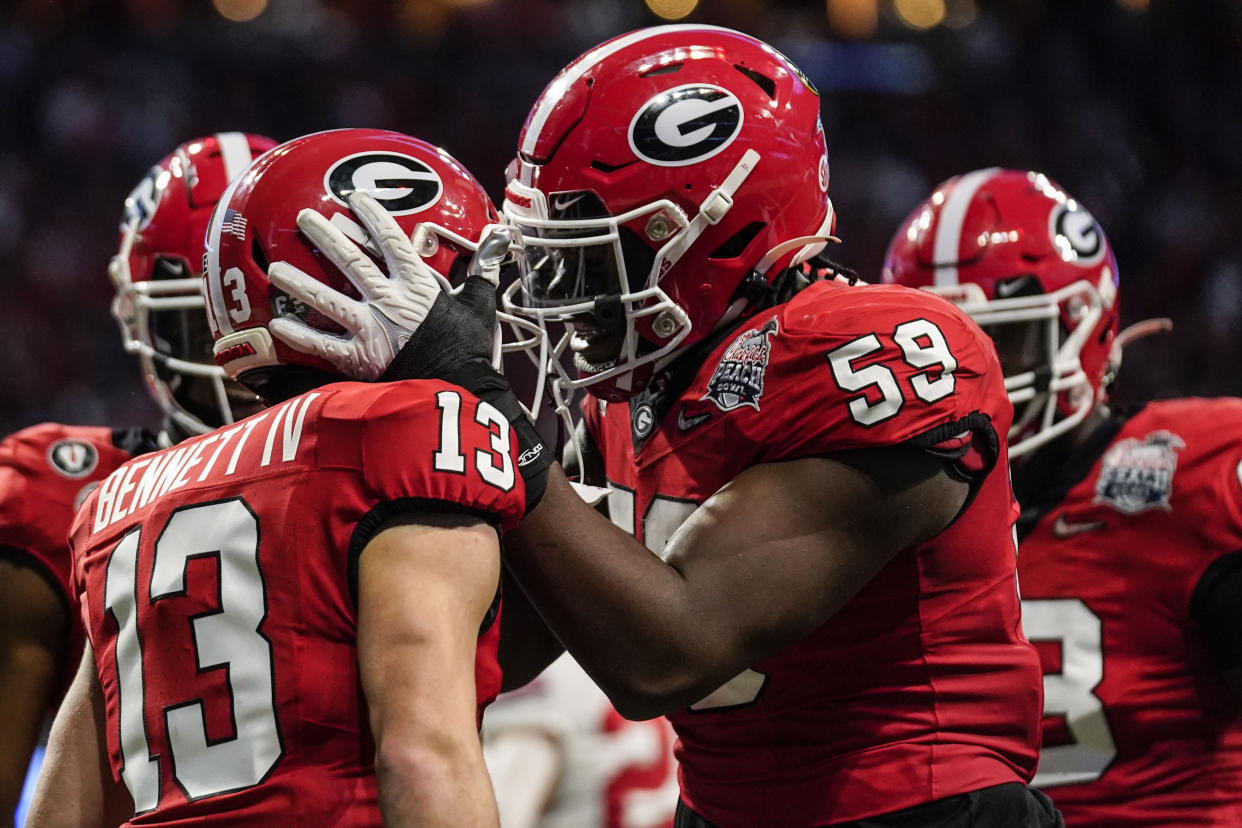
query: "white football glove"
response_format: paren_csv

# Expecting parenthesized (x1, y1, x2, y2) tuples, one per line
(267, 191, 514, 381)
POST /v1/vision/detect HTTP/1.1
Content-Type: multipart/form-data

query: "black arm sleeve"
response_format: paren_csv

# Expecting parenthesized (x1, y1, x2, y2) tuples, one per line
(1190, 550, 1242, 670)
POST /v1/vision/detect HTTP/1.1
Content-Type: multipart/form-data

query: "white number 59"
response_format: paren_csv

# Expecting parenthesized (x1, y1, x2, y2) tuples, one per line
(826, 318, 958, 426)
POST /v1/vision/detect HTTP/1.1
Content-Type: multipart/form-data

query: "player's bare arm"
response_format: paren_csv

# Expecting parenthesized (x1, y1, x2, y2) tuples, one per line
(496, 567, 565, 693)
(507, 449, 967, 719)
(357, 512, 502, 828)
(26, 645, 133, 828)
(0, 557, 68, 823)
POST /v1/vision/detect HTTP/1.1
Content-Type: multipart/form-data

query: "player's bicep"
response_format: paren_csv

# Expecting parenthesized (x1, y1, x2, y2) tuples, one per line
(664, 448, 967, 670)
(356, 513, 501, 745)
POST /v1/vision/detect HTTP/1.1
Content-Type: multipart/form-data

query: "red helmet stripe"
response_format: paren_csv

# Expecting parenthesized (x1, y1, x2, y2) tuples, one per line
(932, 166, 1000, 287)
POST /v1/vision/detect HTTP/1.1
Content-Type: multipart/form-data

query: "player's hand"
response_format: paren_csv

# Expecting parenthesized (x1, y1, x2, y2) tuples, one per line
(378, 222, 515, 385)
(269, 193, 550, 513)
(266, 192, 445, 381)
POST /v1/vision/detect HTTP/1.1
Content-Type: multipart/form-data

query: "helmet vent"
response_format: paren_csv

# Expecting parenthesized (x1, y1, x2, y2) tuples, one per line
(733, 64, 776, 99)
(590, 159, 635, 174)
(708, 221, 765, 260)
(640, 63, 683, 77)
(251, 237, 270, 272)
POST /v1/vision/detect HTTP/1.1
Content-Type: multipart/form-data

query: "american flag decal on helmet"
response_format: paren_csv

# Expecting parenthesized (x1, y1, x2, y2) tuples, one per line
(221, 208, 247, 240)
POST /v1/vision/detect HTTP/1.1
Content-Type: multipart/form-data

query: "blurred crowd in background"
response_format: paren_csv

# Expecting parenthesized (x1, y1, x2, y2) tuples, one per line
(2, 0, 1240, 434)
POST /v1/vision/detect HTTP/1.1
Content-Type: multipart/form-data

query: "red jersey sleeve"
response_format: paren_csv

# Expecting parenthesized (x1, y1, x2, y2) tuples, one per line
(316, 380, 527, 536)
(0, 424, 131, 597)
(749, 282, 1010, 473)
(1, 423, 138, 695)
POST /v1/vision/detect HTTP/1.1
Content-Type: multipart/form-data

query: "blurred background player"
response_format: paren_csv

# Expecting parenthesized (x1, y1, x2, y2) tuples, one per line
(0, 131, 273, 826)
(884, 167, 1242, 827)
(482, 652, 678, 828)
(29, 128, 527, 827)
(271, 26, 1058, 827)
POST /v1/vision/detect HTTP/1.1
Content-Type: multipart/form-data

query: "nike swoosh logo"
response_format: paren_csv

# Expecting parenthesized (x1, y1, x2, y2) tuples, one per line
(1051, 514, 1107, 539)
(552, 193, 587, 213)
(994, 277, 1031, 299)
(677, 406, 711, 432)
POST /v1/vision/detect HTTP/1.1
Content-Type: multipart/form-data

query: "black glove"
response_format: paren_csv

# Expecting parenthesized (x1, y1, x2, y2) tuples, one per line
(381, 273, 551, 513)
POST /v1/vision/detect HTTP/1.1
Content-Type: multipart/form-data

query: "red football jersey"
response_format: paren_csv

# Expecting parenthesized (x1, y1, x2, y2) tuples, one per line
(69, 380, 525, 827)
(0, 423, 144, 698)
(1018, 398, 1242, 827)
(584, 281, 1042, 825)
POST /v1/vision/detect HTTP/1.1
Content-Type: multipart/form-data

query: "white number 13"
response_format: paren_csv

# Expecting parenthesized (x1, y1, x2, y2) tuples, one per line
(104, 498, 281, 813)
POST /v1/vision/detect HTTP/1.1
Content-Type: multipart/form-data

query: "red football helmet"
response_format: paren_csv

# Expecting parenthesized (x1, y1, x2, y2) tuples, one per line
(204, 128, 540, 402)
(501, 25, 834, 401)
(883, 168, 1120, 457)
(109, 132, 278, 437)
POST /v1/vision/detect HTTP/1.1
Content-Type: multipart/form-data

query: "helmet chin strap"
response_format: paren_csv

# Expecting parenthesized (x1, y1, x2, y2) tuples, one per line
(1106, 317, 1173, 385)
(649, 149, 761, 286)
(713, 230, 841, 335)
(753, 232, 838, 277)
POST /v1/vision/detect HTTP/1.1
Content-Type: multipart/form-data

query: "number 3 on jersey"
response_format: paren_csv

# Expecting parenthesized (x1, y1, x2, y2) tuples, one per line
(1022, 598, 1118, 788)
(826, 318, 958, 426)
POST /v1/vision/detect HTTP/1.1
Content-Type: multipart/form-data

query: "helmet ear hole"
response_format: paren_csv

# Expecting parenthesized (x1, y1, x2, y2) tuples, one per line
(448, 253, 470, 287)
(251, 237, 270, 272)
(709, 221, 765, 260)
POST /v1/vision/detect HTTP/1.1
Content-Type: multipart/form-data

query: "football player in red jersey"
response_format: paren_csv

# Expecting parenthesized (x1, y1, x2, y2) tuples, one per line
(269, 27, 1062, 828)
(884, 167, 1242, 827)
(0, 132, 274, 824)
(28, 129, 531, 828)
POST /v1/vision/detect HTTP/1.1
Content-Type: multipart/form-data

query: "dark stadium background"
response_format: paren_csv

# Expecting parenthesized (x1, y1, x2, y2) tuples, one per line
(2, 0, 1239, 435)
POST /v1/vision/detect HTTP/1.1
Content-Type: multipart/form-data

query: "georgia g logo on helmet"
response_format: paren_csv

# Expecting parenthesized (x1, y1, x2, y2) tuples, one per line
(628, 84, 744, 167)
(324, 152, 443, 215)
(1050, 202, 1106, 266)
